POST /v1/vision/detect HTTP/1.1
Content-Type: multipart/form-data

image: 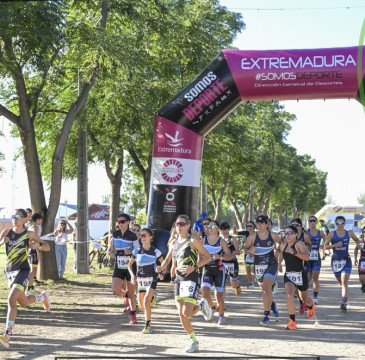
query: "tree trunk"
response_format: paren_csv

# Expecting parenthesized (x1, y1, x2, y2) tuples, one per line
(229, 196, 242, 229)
(105, 156, 123, 231)
(214, 172, 229, 221)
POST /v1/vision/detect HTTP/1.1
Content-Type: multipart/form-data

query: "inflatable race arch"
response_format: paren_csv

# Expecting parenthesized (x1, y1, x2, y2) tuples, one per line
(147, 46, 365, 230)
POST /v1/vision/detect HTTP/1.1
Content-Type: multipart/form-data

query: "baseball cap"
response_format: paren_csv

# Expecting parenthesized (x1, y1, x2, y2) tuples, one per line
(256, 215, 268, 224)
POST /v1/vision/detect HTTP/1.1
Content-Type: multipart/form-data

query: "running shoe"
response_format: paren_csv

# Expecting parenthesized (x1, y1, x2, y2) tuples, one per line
(271, 301, 279, 318)
(260, 315, 270, 326)
(218, 315, 227, 325)
(129, 313, 137, 324)
(123, 306, 131, 313)
(299, 303, 305, 315)
(42, 290, 51, 312)
(199, 299, 212, 321)
(313, 298, 319, 305)
(185, 341, 199, 353)
(150, 291, 158, 307)
(340, 302, 347, 313)
(235, 286, 241, 295)
(361, 284, 365, 293)
(303, 303, 309, 312)
(142, 326, 152, 334)
(307, 301, 315, 318)
(247, 283, 255, 289)
(0, 334, 9, 348)
(285, 319, 297, 330)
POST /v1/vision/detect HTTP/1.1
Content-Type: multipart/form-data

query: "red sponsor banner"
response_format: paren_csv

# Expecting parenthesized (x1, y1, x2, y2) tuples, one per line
(153, 116, 204, 160)
(223, 47, 365, 101)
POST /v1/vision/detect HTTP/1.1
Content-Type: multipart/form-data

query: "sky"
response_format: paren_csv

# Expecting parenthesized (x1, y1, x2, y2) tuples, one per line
(0, 0, 365, 214)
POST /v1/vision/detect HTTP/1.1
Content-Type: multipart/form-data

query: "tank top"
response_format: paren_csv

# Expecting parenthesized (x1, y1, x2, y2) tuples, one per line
(283, 242, 304, 272)
(132, 246, 162, 277)
(5, 229, 30, 272)
(223, 235, 237, 261)
(203, 235, 224, 269)
(332, 230, 350, 260)
(253, 231, 276, 265)
(307, 230, 321, 251)
(173, 236, 198, 281)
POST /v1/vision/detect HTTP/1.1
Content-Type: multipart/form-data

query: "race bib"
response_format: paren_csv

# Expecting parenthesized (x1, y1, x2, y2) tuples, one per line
(245, 255, 254, 264)
(179, 280, 196, 298)
(5, 270, 20, 288)
(332, 259, 347, 272)
(286, 271, 303, 286)
(117, 256, 130, 269)
(93, 241, 102, 251)
(309, 250, 318, 261)
(223, 262, 235, 274)
(254, 264, 268, 279)
(359, 261, 365, 270)
(137, 276, 153, 291)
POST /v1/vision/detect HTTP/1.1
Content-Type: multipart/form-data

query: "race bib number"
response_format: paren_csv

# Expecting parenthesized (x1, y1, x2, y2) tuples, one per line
(179, 280, 196, 298)
(93, 241, 102, 251)
(245, 255, 254, 264)
(359, 261, 365, 270)
(137, 277, 153, 291)
(254, 264, 268, 279)
(5, 270, 20, 288)
(332, 259, 347, 272)
(223, 262, 235, 274)
(286, 271, 303, 286)
(309, 250, 318, 261)
(117, 256, 129, 269)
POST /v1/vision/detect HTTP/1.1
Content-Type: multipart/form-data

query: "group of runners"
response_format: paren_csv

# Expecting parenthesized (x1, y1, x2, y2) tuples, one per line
(1, 209, 365, 353)
(108, 212, 365, 353)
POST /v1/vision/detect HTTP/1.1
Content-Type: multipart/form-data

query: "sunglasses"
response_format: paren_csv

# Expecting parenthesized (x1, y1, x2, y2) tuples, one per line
(117, 220, 128, 224)
(336, 221, 345, 225)
(60, 223, 66, 225)
(285, 231, 295, 236)
(141, 233, 149, 239)
(132, 228, 140, 232)
(309, 219, 316, 223)
(203, 222, 209, 226)
(291, 223, 301, 227)
(221, 226, 229, 230)
(176, 222, 187, 227)
(246, 224, 254, 228)
(208, 225, 218, 229)
(11, 215, 23, 220)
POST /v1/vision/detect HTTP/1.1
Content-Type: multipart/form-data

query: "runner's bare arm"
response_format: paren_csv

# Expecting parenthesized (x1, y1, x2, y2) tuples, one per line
(191, 238, 211, 269)
(220, 239, 232, 261)
(156, 246, 173, 273)
(324, 232, 335, 250)
(244, 234, 255, 254)
(28, 231, 50, 251)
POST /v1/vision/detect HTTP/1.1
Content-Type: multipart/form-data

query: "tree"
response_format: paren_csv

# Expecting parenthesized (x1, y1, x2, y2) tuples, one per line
(0, 0, 109, 279)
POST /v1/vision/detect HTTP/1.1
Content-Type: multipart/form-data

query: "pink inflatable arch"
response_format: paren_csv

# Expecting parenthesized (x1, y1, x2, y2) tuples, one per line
(148, 47, 365, 229)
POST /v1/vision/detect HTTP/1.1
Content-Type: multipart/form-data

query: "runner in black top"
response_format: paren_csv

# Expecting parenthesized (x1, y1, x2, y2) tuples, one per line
(0, 209, 50, 348)
(129, 228, 164, 334)
(278, 225, 315, 330)
(107, 213, 139, 324)
(157, 214, 211, 354)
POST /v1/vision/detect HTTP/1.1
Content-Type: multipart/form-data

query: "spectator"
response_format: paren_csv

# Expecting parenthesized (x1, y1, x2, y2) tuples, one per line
(54, 219, 74, 279)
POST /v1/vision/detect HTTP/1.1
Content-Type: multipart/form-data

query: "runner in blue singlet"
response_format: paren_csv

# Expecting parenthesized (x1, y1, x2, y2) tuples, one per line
(306, 215, 326, 304)
(244, 215, 281, 326)
(201, 220, 232, 325)
(324, 215, 360, 313)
